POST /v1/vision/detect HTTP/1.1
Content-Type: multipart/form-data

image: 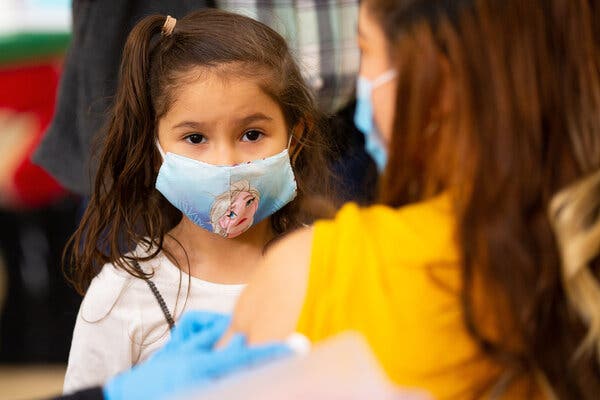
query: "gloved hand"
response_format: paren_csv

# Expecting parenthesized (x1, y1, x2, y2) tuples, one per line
(103, 311, 291, 400)
(151, 311, 232, 360)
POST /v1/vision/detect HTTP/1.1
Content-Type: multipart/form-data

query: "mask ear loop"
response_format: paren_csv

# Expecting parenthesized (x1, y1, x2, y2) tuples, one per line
(156, 140, 166, 160)
(372, 69, 397, 88)
(288, 130, 302, 167)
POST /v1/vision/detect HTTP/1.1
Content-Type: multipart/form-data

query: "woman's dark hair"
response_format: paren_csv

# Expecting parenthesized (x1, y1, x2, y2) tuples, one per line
(367, 0, 600, 398)
(65, 9, 334, 295)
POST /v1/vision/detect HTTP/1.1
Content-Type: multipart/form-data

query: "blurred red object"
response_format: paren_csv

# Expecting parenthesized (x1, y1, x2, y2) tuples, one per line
(0, 62, 66, 209)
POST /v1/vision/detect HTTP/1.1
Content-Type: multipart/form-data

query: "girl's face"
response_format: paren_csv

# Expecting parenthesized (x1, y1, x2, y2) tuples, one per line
(357, 3, 396, 143)
(157, 69, 289, 165)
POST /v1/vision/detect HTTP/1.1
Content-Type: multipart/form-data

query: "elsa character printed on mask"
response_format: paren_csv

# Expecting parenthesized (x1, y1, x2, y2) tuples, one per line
(155, 144, 297, 239)
(210, 180, 260, 238)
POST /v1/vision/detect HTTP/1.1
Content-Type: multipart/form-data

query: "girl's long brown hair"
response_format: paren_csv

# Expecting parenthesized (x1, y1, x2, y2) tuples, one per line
(368, 0, 600, 398)
(64, 9, 334, 295)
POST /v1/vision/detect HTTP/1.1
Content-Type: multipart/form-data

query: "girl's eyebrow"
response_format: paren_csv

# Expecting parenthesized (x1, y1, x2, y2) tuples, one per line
(171, 120, 206, 130)
(234, 112, 273, 126)
(171, 113, 273, 131)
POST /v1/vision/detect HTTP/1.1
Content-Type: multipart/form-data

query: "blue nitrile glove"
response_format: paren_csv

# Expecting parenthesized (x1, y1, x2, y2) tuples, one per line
(151, 311, 232, 360)
(103, 311, 291, 400)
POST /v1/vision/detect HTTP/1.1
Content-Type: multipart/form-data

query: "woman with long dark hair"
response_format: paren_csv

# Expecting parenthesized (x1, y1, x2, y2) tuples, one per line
(227, 0, 600, 398)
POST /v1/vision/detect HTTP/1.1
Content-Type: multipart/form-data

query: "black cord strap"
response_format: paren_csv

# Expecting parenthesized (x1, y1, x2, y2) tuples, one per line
(132, 260, 175, 330)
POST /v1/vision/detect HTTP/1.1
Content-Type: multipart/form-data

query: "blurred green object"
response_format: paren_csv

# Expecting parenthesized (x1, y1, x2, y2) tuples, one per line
(0, 32, 70, 65)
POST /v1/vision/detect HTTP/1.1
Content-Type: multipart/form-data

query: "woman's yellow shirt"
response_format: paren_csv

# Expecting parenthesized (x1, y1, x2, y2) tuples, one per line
(296, 196, 543, 399)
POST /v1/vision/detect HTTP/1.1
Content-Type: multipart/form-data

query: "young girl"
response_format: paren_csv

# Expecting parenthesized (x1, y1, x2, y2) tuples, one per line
(62, 9, 333, 393)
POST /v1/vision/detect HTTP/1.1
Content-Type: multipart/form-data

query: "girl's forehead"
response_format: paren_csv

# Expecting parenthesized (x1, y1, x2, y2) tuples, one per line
(162, 68, 284, 125)
(173, 63, 270, 93)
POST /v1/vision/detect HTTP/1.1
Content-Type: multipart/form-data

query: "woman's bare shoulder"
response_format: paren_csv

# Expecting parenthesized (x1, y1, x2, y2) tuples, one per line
(228, 227, 314, 344)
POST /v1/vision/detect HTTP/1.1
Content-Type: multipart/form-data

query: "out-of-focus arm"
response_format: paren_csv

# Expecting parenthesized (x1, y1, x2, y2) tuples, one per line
(221, 228, 314, 346)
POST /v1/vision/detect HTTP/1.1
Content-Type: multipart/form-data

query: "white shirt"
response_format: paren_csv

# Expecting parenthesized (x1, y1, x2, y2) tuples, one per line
(63, 246, 245, 394)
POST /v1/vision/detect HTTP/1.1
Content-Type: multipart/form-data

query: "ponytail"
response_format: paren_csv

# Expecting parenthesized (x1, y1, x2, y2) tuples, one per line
(117, 15, 164, 127)
(549, 169, 600, 363)
(65, 15, 177, 294)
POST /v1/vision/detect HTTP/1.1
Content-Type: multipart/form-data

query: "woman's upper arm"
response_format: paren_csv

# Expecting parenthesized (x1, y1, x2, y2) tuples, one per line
(229, 227, 314, 345)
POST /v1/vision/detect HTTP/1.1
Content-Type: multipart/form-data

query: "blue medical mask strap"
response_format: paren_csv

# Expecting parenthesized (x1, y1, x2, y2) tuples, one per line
(287, 129, 304, 167)
(156, 140, 166, 160)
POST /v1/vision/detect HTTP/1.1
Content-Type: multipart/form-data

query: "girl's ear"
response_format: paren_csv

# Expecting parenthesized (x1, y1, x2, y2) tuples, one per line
(290, 120, 307, 166)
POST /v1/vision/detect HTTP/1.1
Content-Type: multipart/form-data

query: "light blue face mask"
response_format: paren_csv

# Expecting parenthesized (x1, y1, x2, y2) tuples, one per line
(155, 142, 297, 239)
(354, 69, 397, 172)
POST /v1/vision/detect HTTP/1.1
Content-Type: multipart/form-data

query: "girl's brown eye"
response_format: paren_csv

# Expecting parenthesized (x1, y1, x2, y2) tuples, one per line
(185, 133, 205, 144)
(242, 130, 263, 142)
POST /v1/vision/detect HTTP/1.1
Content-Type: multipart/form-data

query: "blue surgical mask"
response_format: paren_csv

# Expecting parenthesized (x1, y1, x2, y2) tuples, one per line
(155, 142, 297, 239)
(354, 69, 397, 172)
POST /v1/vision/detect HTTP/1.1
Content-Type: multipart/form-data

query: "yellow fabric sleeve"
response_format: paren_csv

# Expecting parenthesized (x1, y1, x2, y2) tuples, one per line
(296, 197, 544, 399)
